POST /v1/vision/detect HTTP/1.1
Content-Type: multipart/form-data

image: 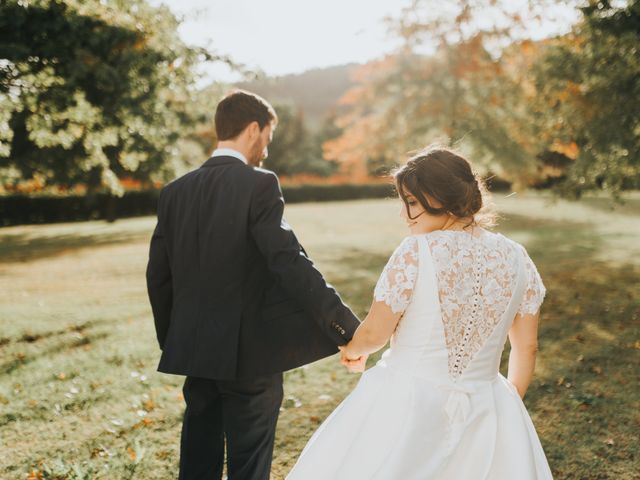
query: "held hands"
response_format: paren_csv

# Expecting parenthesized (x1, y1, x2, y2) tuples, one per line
(338, 346, 368, 373)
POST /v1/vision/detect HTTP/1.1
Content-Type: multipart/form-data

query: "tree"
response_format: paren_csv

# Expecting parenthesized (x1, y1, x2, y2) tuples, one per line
(0, 0, 227, 195)
(531, 0, 640, 197)
(324, 0, 579, 183)
(263, 102, 337, 176)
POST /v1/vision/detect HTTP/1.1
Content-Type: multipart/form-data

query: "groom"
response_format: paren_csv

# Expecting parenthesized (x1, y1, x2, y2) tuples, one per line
(146, 89, 363, 479)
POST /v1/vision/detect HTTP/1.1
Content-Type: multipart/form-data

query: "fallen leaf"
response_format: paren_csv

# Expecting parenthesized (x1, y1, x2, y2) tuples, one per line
(127, 446, 137, 461)
(27, 470, 43, 480)
(91, 446, 110, 458)
(156, 450, 171, 460)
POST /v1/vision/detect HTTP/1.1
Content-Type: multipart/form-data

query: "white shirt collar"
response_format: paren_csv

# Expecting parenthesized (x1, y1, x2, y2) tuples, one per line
(211, 148, 248, 165)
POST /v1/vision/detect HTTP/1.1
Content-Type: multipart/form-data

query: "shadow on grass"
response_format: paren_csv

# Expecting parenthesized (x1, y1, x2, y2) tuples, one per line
(496, 216, 638, 478)
(322, 248, 390, 317)
(578, 195, 640, 217)
(520, 258, 639, 479)
(9, 320, 97, 345)
(0, 326, 111, 376)
(494, 215, 637, 477)
(0, 230, 150, 264)
(498, 213, 600, 262)
(501, 215, 640, 478)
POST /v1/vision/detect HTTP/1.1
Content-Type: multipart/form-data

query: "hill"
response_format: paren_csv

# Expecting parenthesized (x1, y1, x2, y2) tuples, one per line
(236, 63, 357, 130)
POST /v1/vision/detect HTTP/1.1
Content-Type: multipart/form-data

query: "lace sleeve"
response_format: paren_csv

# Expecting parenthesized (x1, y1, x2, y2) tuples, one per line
(373, 236, 419, 314)
(516, 246, 546, 317)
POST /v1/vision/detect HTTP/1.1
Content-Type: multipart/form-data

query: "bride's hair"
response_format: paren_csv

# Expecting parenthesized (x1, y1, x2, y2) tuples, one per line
(393, 145, 497, 229)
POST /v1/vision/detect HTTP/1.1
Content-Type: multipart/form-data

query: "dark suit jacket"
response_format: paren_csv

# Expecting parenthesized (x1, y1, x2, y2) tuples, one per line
(146, 155, 360, 380)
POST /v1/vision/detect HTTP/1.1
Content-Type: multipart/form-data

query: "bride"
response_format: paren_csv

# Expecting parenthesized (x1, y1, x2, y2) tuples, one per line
(287, 146, 553, 479)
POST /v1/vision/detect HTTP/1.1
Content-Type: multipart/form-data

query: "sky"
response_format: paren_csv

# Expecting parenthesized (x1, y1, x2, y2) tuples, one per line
(148, 0, 579, 83)
(148, 0, 414, 82)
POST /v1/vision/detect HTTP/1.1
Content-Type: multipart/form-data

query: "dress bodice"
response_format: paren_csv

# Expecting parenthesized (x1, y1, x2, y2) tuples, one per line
(373, 229, 546, 384)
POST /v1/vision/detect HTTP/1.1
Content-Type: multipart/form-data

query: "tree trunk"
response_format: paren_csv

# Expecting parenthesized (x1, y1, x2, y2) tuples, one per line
(105, 194, 118, 223)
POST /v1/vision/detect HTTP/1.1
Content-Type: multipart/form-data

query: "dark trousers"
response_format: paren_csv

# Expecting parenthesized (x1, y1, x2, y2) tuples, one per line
(178, 373, 284, 480)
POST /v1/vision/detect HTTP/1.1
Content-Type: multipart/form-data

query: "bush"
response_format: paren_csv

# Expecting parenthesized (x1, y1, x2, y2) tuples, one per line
(282, 183, 395, 203)
(0, 191, 160, 226)
(0, 184, 396, 227)
(0, 177, 515, 227)
(484, 175, 512, 192)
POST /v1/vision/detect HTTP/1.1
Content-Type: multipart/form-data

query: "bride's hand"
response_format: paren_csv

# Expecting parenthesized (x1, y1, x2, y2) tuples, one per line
(338, 346, 368, 373)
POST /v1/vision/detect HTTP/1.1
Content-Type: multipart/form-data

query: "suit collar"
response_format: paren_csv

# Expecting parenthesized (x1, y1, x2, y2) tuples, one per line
(211, 147, 248, 164)
(201, 156, 247, 168)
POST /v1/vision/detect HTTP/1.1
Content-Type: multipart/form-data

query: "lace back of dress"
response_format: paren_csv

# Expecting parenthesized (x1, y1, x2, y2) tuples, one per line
(373, 232, 545, 380)
(427, 232, 520, 379)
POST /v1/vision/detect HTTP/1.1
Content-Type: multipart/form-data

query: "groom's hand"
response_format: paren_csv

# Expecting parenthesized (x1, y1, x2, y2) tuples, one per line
(338, 347, 368, 373)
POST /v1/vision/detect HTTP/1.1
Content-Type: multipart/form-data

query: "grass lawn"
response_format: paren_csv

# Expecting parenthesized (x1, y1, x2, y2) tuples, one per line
(1, 193, 639, 479)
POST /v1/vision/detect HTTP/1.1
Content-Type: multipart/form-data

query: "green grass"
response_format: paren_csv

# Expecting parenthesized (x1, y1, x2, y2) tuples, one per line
(1, 193, 639, 479)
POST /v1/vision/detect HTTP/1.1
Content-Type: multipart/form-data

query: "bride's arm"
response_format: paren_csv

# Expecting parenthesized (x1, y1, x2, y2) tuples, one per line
(507, 311, 540, 399)
(508, 245, 547, 398)
(341, 235, 419, 365)
(342, 301, 403, 358)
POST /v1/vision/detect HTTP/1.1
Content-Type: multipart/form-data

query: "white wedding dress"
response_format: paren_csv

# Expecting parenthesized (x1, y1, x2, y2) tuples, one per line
(287, 229, 553, 479)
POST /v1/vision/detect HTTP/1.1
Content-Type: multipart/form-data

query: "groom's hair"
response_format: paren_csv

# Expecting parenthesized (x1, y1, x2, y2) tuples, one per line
(215, 90, 278, 141)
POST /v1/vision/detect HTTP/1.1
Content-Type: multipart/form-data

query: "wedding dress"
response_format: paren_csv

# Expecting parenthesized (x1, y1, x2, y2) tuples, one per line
(287, 229, 553, 479)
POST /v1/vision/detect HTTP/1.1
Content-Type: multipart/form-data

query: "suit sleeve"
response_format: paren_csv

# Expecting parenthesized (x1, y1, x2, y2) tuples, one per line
(146, 191, 173, 350)
(249, 172, 360, 345)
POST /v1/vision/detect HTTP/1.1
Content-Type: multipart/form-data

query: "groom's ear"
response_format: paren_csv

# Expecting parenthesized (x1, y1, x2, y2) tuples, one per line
(246, 121, 261, 139)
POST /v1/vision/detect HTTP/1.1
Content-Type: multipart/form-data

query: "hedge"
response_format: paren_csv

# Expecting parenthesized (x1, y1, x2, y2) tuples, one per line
(0, 184, 397, 227)
(0, 191, 159, 226)
(0, 177, 514, 227)
(281, 183, 395, 203)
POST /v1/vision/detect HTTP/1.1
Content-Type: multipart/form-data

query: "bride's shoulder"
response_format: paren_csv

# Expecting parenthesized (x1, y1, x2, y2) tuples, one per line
(380, 236, 421, 270)
(489, 232, 537, 264)
(394, 235, 421, 253)
(386, 235, 422, 261)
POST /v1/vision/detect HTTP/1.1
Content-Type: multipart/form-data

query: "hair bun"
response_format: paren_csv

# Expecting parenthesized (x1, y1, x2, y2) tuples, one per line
(392, 146, 496, 228)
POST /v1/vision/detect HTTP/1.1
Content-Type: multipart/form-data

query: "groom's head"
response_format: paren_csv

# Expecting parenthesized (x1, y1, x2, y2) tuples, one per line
(215, 90, 278, 167)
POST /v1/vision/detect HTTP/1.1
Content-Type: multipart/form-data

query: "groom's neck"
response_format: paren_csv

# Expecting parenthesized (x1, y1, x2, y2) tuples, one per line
(217, 140, 250, 160)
